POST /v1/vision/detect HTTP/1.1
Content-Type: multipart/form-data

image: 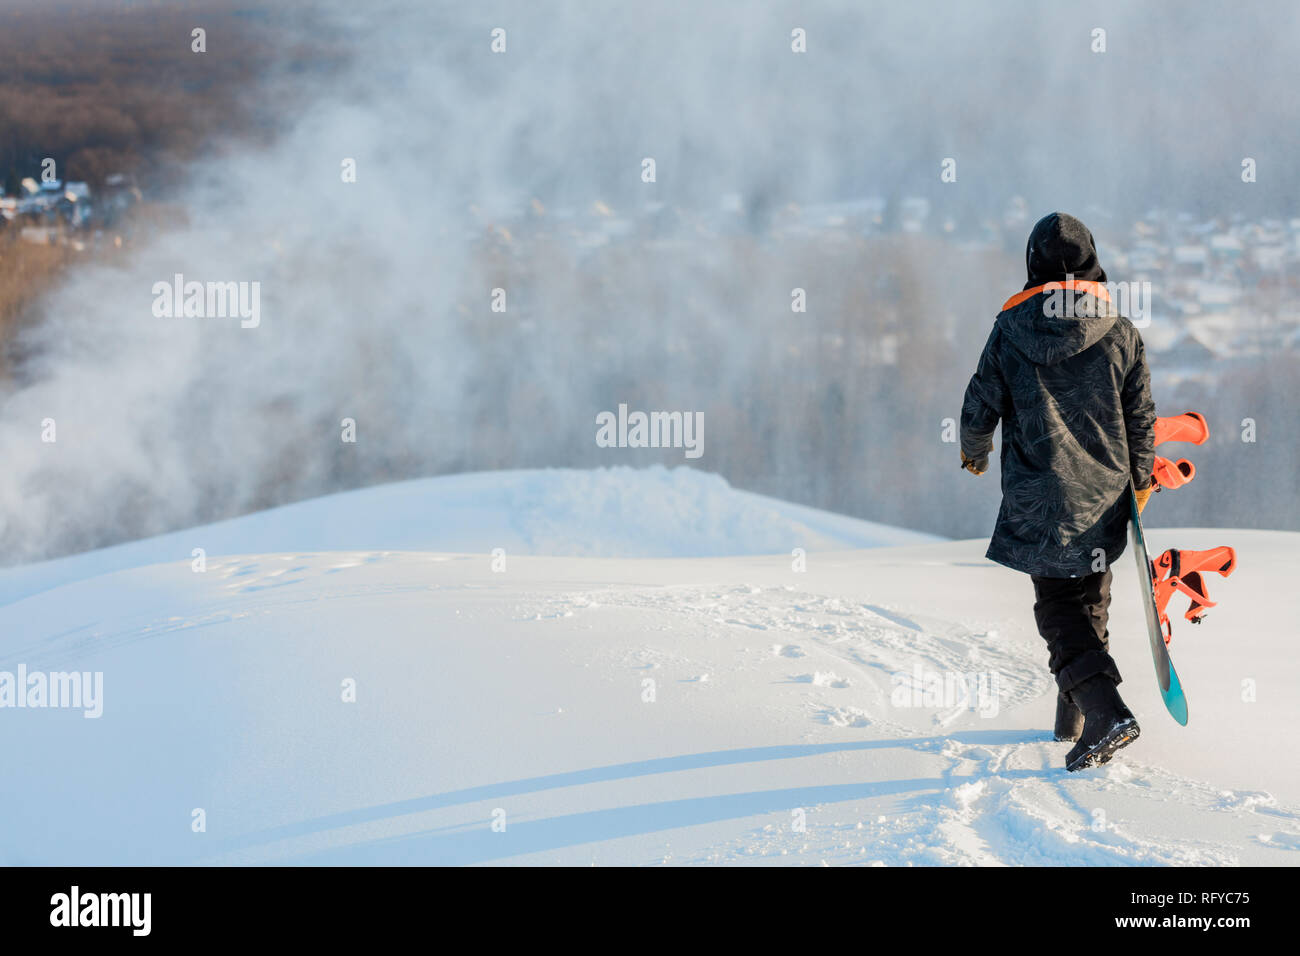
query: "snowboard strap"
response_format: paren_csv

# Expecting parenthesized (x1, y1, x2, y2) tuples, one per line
(1150, 546, 1237, 645)
(1150, 412, 1210, 492)
(1153, 411, 1209, 447)
(1151, 455, 1195, 490)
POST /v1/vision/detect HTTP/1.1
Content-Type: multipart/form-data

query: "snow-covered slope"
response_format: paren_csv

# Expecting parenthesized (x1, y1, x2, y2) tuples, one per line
(0, 466, 939, 607)
(0, 472, 1294, 866)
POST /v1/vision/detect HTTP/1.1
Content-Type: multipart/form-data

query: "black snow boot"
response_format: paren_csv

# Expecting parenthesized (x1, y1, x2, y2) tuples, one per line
(1064, 675, 1139, 772)
(1053, 690, 1084, 742)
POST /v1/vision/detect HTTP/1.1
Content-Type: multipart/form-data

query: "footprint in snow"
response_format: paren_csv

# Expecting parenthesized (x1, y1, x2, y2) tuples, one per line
(791, 671, 850, 688)
(1258, 832, 1300, 850)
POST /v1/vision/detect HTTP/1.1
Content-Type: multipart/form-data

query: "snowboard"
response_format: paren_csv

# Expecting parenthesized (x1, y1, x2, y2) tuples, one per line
(1129, 483, 1189, 725)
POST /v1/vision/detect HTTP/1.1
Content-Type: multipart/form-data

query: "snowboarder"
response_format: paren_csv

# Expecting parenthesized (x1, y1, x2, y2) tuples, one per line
(959, 211, 1156, 771)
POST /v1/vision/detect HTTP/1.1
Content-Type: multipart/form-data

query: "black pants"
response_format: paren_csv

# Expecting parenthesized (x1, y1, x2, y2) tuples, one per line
(1031, 568, 1122, 693)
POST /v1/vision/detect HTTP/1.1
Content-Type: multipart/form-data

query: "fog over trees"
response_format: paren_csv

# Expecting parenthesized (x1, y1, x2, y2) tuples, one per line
(1, 0, 1297, 562)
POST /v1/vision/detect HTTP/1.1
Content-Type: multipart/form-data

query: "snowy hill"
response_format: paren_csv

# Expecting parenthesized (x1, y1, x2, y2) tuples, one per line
(1, 470, 1296, 866)
(0, 466, 939, 607)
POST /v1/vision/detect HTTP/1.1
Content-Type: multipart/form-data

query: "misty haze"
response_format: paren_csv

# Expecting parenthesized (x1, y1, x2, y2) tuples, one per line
(2, 0, 1297, 562)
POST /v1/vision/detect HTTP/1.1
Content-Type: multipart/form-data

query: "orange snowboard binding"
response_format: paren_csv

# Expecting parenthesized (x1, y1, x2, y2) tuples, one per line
(1146, 415, 1236, 646)
(1150, 546, 1237, 645)
(1151, 412, 1209, 492)
(1153, 411, 1209, 446)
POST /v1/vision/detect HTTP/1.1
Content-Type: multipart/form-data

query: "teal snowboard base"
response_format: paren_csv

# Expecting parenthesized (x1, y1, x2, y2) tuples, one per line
(1129, 485, 1189, 725)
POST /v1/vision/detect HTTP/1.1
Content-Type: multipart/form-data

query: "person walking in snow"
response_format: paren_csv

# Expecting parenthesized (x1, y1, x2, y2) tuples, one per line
(959, 211, 1156, 771)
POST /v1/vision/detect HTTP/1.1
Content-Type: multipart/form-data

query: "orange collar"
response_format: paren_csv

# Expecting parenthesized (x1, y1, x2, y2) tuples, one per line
(1001, 279, 1111, 313)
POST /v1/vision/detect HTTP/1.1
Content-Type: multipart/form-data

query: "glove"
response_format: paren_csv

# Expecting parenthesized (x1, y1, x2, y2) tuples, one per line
(960, 449, 988, 476)
(1134, 483, 1153, 513)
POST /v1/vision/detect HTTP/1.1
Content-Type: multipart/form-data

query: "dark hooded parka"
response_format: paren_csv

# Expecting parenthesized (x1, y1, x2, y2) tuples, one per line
(961, 212, 1156, 577)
